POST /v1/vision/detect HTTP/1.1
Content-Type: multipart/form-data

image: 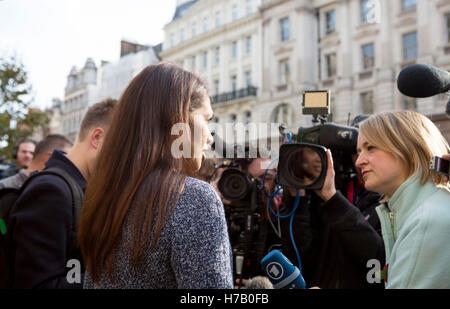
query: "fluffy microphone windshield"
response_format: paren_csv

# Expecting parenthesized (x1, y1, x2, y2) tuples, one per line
(244, 276, 274, 289)
(397, 64, 450, 98)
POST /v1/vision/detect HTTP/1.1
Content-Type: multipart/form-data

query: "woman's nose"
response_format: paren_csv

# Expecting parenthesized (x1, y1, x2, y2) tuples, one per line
(355, 153, 366, 168)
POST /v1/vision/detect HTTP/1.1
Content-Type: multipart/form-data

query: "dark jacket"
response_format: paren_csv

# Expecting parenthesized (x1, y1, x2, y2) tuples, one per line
(9, 150, 86, 289)
(0, 164, 19, 180)
(281, 187, 385, 289)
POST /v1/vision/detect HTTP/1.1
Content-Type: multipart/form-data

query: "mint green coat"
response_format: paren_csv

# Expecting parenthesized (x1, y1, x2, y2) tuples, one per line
(376, 176, 450, 289)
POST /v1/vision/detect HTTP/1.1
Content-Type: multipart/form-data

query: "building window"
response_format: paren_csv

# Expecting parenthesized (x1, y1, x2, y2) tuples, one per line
(325, 10, 336, 34)
(360, 91, 374, 114)
(231, 75, 237, 92)
(232, 41, 238, 59)
(271, 103, 295, 126)
(203, 51, 208, 68)
(403, 96, 417, 111)
(215, 11, 221, 28)
(362, 43, 375, 69)
(215, 47, 220, 65)
(192, 22, 197, 38)
(279, 59, 290, 85)
(232, 4, 238, 22)
(403, 32, 418, 61)
(401, 0, 416, 12)
(245, 36, 252, 55)
(213, 79, 220, 96)
(170, 33, 175, 48)
(361, 0, 376, 24)
(244, 111, 252, 125)
(180, 28, 185, 42)
(330, 98, 337, 119)
(230, 114, 237, 122)
(325, 53, 337, 78)
(446, 13, 450, 43)
(245, 71, 252, 88)
(280, 17, 290, 41)
(191, 55, 196, 71)
(203, 17, 208, 33)
(246, 0, 252, 15)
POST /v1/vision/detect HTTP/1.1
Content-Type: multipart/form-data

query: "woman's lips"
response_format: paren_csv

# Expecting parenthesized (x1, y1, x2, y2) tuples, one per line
(362, 171, 371, 178)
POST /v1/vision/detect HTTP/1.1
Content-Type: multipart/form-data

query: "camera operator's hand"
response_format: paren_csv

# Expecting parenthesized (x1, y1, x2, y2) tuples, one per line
(314, 149, 336, 202)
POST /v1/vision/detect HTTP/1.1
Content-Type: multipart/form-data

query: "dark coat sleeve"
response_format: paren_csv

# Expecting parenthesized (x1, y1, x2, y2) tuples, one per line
(280, 192, 323, 284)
(322, 191, 385, 265)
(281, 190, 385, 288)
(10, 175, 81, 289)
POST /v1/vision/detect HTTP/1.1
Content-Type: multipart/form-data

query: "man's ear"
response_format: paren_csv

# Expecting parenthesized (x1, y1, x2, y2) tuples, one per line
(90, 127, 105, 149)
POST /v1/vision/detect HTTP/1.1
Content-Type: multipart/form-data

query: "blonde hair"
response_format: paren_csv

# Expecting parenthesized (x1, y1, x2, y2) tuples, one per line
(359, 111, 450, 189)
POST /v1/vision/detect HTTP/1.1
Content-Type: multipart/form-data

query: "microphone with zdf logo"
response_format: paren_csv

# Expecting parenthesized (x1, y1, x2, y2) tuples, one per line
(260, 250, 306, 289)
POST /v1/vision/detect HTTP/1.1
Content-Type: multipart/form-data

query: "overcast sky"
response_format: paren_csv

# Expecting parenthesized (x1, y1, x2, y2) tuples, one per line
(0, 0, 176, 110)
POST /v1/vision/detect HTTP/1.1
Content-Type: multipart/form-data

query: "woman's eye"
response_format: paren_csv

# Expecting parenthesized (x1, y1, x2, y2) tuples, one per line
(367, 146, 376, 151)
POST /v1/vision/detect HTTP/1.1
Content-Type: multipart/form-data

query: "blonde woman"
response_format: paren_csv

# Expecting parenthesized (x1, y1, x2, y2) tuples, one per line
(355, 111, 450, 289)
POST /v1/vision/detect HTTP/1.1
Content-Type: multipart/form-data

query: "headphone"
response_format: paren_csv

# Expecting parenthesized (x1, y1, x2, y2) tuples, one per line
(12, 143, 19, 160)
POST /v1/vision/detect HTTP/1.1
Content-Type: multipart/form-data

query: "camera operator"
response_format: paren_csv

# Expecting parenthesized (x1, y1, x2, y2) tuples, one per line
(217, 155, 283, 287)
(242, 157, 280, 211)
(281, 144, 385, 289)
(246, 157, 282, 249)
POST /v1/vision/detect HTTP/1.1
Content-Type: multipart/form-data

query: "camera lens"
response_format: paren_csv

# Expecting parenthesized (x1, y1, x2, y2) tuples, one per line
(286, 146, 323, 186)
(218, 169, 252, 201)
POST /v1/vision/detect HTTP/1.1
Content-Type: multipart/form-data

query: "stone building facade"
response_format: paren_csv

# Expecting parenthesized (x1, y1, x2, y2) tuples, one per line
(61, 41, 160, 142)
(161, 0, 450, 142)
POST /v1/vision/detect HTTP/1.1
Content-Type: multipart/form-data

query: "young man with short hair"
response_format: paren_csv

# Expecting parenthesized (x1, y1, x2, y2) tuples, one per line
(9, 98, 117, 289)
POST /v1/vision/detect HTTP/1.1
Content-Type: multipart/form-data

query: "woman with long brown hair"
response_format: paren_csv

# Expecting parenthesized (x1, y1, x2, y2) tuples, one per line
(78, 63, 233, 288)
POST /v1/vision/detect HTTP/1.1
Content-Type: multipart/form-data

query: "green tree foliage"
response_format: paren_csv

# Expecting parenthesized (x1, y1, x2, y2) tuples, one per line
(0, 57, 49, 160)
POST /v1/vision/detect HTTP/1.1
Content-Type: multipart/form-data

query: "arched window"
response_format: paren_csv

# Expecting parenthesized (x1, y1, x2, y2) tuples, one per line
(270, 103, 295, 126)
(244, 111, 252, 124)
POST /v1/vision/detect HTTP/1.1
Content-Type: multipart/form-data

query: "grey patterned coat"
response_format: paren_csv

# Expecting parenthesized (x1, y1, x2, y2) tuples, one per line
(84, 177, 233, 289)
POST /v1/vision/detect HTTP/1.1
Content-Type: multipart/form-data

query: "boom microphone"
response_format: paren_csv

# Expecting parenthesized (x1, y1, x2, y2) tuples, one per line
(261, 250, 306, 289)
(397, 64, 450, 98)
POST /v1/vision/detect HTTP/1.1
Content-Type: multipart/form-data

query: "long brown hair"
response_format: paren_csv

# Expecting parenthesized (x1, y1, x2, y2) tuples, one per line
(78, 63, 208, 282)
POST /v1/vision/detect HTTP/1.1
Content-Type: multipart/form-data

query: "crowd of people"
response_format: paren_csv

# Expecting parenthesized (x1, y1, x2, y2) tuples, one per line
(0, 62, 449, 289)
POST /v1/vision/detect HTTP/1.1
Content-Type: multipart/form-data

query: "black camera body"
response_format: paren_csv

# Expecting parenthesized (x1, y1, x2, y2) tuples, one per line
(216, 162, 269, 280)
(277, 91, 359, 191)
(217, 167, 261, 251)
(430, 156, 450, 177)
